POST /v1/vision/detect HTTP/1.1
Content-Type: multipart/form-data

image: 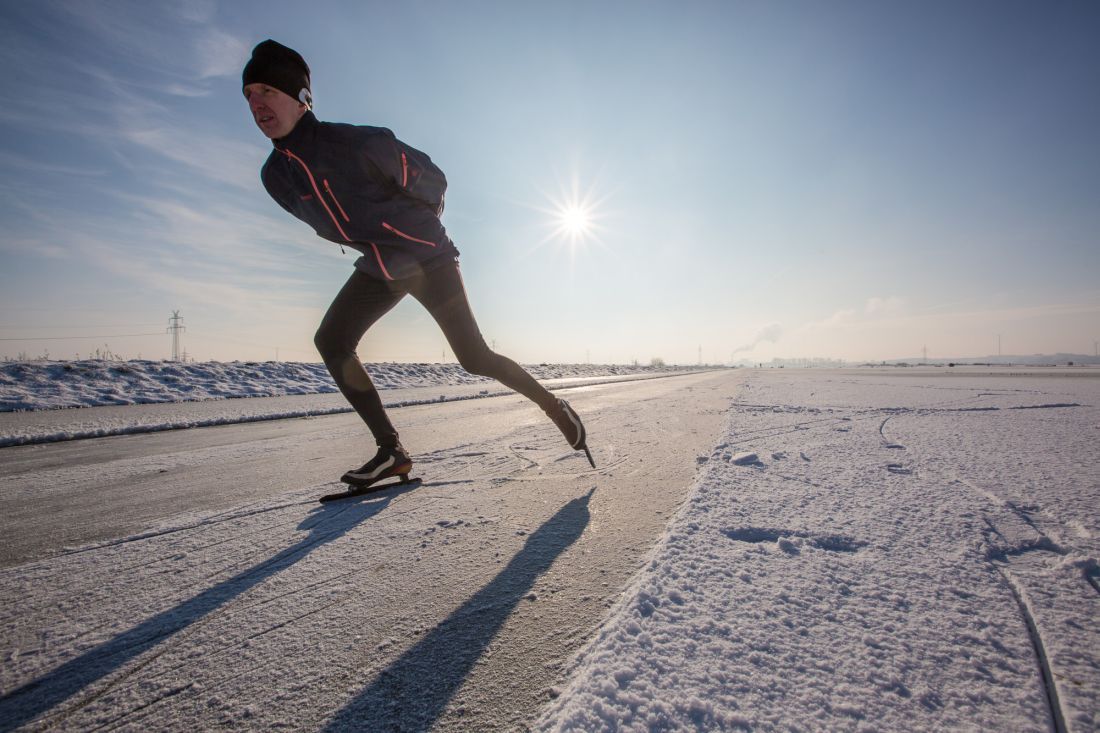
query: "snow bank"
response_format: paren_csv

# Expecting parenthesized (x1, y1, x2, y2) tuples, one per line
(0, 362, 718, 447)
(0, 360, 700, 412)
(539, 371, 1099, 731)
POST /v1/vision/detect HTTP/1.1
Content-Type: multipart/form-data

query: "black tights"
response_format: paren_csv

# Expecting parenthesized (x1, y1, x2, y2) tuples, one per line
(314, 260, 557, 447)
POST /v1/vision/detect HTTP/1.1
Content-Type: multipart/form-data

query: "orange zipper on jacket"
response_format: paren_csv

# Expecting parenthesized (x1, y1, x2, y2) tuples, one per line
(369, 242, 394, 280)
(382, 221, 436, 247)
(278, 147, 351, 241)
(323, 179, 350, 222)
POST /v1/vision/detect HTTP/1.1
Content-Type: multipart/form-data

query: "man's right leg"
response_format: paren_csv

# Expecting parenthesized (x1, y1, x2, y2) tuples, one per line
(314, 270, 405, 448)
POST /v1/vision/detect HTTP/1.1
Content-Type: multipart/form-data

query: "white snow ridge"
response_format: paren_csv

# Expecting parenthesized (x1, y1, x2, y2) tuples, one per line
(538, 369, 1099, 732)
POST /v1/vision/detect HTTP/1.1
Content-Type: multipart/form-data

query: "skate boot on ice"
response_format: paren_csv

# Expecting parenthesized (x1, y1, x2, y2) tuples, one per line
(341, 443, 413, 487)
(547, 398, 595, 468)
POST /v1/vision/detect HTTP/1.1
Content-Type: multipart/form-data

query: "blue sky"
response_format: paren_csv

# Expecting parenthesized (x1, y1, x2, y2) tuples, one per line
(1, 0, 1097, 364)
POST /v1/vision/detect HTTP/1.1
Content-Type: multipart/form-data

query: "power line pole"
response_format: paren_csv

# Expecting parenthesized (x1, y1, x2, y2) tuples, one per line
(167, 311, 185, 362)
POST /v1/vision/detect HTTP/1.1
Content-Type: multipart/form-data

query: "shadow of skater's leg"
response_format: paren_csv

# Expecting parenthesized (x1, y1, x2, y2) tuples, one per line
(321, 489, 595, 731)
(0, 496, 399, 730)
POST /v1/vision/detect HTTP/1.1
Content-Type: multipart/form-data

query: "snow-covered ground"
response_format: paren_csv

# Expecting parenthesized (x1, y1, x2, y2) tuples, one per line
(540, 369, 1099, 731)
(0, 360, 708, 447)
(1, 367, 1097, 731)
(0, 359, 697, 412)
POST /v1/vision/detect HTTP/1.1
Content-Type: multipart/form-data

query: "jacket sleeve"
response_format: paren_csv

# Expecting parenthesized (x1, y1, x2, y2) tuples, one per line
(359, 129, 447, 216)
(260, 159, 295, 214)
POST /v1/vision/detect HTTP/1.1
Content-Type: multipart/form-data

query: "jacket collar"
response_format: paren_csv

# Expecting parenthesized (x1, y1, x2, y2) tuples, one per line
(273, 110, 317, 149)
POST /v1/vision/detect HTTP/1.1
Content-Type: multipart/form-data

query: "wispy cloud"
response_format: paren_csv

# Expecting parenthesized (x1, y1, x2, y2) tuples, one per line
(0, 3, 258, 189)
(176, 0, 218, 25)
(821, 309, 857, 327)
(195, 28, 249, 79)
(120, 123, 267, 191)
(115, 189, 339, 269)
(3, 160, 344, 318)
(164, 83, 213, 98)
(811, 296, 908, 330)
(788, 294, 1100, 360)
(879, 299, 1100, 328)
(0, 150, 108, 178)
(62, 222, 326, 318)
(806, 295, 1100, 337)
(55, 1, 247, 81)
(864, 296, 905, 315)
(0, 2, 279, 333)
(731, 322, 783, 355)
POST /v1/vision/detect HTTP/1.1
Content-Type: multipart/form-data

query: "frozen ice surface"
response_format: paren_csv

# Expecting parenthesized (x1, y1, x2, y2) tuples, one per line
(2, 366, 1097, 731)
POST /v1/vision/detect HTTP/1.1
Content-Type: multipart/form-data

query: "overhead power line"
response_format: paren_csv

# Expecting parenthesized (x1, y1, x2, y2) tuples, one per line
(0, 324, 165, 330)
(0, 333, 164, 341)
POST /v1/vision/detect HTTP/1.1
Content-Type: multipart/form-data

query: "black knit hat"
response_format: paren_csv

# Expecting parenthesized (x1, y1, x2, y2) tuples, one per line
(242, 39, 312, 108)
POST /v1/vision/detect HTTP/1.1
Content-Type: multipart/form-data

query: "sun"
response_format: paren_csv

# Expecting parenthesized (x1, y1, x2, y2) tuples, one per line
(559, 204, 591, 238)
(538, 174, 610, 252)
(521, 164, 613, 266)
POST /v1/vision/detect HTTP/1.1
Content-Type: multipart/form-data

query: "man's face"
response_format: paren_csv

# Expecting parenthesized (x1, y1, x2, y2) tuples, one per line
(244, 83, 306, 139)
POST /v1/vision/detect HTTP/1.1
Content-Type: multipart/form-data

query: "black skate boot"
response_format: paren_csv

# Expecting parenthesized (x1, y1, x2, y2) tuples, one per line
(548, 398, 595, 468)
(341, 444, 413, 487)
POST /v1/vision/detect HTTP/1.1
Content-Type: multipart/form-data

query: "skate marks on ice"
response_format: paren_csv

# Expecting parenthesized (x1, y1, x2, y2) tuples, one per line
(957, 473, 1099, 733)
(322, 489, 593, 732)
(877, 376, 1083, 729)
(1, 371, 741, 731)
(410, 433, 613, 487)
(965, 480, 1086, 733)
(538, 371, 1098, 731)
(0, 482, 590, 732)
(722, 526, 869, 555)
(878, 414, 918, 476)
(862, 382, 1097, 731)
(0, 487, 415, 732)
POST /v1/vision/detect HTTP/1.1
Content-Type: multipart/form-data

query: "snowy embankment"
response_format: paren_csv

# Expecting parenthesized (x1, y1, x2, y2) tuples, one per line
(0, 360, 708, 447)
(0, 359, 693, 412)
(539, 370, 1099, 731)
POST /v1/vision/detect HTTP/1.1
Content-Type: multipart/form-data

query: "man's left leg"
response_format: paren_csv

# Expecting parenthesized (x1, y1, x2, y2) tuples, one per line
(409, 259, 593, 464)
(315, 270, 414, 485)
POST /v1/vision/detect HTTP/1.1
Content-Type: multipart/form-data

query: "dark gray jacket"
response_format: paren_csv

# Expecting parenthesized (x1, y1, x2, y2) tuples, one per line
(261, 111, 457, 280)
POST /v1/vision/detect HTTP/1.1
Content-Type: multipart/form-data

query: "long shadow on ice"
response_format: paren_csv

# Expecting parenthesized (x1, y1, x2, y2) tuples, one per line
(0, 488, 410, 732)
(323, 488, 594, 732)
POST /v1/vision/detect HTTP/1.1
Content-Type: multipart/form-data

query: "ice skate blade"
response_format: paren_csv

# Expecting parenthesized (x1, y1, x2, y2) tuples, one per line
(582, 445, 596, 469)
(320, 476, 421, 502)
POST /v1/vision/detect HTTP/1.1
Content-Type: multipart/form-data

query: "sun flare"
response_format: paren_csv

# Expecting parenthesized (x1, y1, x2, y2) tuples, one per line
(559, 204, 591, 237)
(539, 176, 610, 254)
(525, 166, 613, 266)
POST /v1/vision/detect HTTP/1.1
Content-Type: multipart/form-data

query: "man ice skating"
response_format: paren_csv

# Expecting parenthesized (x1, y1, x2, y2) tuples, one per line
(242, 39, 593, 488)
